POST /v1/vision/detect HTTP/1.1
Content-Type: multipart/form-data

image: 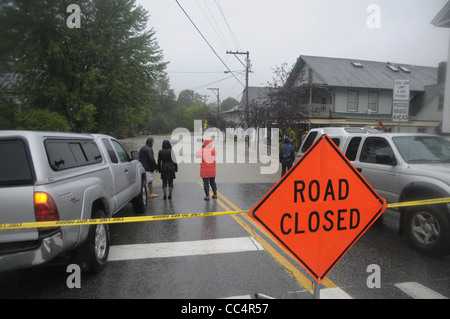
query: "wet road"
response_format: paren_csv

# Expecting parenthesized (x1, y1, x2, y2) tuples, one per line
(1, 135, 449, 299)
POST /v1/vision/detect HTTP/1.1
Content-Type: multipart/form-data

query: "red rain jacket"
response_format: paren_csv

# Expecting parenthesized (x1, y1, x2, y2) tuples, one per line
(195, 139, 216, 178)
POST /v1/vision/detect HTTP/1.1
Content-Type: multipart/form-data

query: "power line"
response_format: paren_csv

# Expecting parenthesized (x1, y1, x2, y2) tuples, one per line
(215, 0, 242, 50)
(199, 0, 231, 50)
(175, 0, 244, 88)
(189, 71, 245, 91)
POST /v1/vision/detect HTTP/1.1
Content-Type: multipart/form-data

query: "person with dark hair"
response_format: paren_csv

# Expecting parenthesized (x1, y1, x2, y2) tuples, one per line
(279, 137, 295, 177)
(157, 140, 178, 200)
(139, 137, 159, 198)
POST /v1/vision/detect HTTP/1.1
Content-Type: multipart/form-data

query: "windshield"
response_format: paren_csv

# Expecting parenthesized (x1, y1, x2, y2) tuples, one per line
(393, 136, 450, 163)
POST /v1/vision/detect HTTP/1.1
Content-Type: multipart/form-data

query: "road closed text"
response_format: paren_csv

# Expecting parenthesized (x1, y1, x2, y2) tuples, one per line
(280, 178, 360, 235)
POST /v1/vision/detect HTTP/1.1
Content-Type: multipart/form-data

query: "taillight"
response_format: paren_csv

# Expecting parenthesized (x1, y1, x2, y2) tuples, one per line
(34, 192, 60, 232)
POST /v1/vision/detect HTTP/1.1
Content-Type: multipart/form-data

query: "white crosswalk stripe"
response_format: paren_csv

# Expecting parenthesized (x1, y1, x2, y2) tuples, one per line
(108, 237, 447, 299)
(320, 287, 353, 299)
(395, 282, 447, 299)
(108, 236, 264, 261)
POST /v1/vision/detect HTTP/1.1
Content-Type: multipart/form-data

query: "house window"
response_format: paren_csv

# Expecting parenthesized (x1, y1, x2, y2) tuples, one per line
(347, 90, 358, 112)
(368, 92, 379, 113)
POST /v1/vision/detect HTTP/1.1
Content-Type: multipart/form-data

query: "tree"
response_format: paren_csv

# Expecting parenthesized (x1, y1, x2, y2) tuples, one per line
(251, 63, 313, 130)
(0, 0, 167, 137)
(16, 109, 71, 132)
(221, 97, 239, 112)
(177, 89, 204, 108)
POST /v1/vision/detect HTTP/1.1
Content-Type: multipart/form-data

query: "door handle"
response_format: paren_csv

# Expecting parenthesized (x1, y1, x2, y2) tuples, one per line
(124, 169, 129, 174)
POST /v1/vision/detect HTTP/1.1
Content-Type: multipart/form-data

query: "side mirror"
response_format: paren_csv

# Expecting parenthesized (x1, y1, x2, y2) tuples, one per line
(376, 153, 396, 166)
(131, 151, 139, 160)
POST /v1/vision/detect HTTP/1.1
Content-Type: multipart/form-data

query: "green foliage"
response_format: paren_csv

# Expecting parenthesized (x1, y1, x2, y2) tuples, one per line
(220, 97, 239, 111)
(0, 0, 167, 136)
(0, 99, 18, 129)
(16, 108, 71, 132)
(0, 0, 241, 136)
(176, 89, 204, 108)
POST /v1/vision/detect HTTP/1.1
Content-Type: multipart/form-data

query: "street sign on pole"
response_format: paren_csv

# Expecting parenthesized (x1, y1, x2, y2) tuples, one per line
(249, 134, 386, 284)
(393, 79, 410, 122)
(393, 79, 410, 101)
(392, 101, 409, 122)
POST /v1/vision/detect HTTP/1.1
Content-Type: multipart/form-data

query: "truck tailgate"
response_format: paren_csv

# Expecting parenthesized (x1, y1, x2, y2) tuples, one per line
(0, 186, 39, 244)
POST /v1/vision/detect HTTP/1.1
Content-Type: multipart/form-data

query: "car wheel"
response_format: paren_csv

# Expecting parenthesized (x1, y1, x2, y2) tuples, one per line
(90, 210, 110, 272)
(72, 209, 110, 273)
(405, 205, 450, 257)
(132, 177, 148, 215)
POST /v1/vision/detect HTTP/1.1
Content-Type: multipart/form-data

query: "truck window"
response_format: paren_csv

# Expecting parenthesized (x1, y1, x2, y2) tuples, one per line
(301, 132, 318, 153)
(0, 139, 34, 186)
(45, 139, 102, 171)
(82, 142, 102, 163)
(360, 137, 394, 164)
(345, 137, 362, 161)
(331, 138, 340, 147)
(111, 140, 131, 163)
(101, 138, 119, 164)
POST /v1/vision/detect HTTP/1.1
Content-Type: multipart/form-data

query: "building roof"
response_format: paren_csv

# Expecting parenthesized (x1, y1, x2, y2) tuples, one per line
(431, 1, 450, 28)
(0, 72, 22, 93)
(287, 55, 438, 92)
(239, 86, 269, 109)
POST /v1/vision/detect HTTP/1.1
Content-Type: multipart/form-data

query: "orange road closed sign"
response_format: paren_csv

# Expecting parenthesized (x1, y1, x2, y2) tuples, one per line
(249, 134, 387, 283)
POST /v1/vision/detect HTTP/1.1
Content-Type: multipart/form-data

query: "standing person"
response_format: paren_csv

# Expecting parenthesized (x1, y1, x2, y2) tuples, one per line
(139, 137, 159, 198)
(157, 140, 178, 200)
(279, 137, 295, 177)
(195, 139, 217, 200)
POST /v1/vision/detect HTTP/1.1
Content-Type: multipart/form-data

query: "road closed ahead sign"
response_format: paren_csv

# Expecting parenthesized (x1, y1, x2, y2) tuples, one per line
(249, 134, 387, 283)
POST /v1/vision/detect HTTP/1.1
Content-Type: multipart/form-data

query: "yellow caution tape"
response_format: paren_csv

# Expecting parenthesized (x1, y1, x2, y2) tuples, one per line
(387, 197, 450, 208)
(0, 211, 249, 230)
(1, 197, 450, 230)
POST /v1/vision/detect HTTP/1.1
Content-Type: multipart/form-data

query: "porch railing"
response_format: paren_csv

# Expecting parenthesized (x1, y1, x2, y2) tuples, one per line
(301, 104, 331, 118)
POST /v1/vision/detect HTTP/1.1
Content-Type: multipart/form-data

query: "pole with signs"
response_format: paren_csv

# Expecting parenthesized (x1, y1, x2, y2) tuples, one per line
(392, 79, 410, 128)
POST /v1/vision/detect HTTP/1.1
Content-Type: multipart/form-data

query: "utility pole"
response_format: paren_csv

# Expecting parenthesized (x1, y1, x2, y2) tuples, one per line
(202, 94, 209, 133)
(226, 51, 250, 128)
(207, 88, 220, 117)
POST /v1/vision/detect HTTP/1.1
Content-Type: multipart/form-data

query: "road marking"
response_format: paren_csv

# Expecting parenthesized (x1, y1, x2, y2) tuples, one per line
(108, 237, 263, 261)
(319, 287, 352, 299)
(395, 282, 447, 299)
(222, 295, 252, 299)
(212, 187, 340, 294)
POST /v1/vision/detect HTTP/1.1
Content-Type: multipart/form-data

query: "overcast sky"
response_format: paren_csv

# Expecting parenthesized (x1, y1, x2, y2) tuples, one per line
(137, 0, 449, 104)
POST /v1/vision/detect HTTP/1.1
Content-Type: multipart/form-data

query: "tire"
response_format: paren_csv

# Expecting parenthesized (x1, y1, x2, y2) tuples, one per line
(132, 176, 148, 215)
(72, 209, 110, 273)
(405, 205, 450, 257)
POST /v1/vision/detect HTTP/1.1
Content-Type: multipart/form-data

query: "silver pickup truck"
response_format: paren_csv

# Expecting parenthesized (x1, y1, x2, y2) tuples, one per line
(0, 131, 148, 273)
(300, 127, 450, 257)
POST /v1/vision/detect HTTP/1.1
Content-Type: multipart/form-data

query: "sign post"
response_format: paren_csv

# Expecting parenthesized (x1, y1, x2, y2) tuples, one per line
(249, 135, 386, 296)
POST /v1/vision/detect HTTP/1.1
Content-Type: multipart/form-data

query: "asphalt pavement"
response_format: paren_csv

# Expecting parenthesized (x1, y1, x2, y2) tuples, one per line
(0, 134, 449, 301)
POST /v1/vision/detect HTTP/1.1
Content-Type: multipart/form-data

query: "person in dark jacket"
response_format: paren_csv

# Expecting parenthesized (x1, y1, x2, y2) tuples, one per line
(139, 137, 159, 198)
(157, 140, 178, 200)
(279, 137, 295, 176)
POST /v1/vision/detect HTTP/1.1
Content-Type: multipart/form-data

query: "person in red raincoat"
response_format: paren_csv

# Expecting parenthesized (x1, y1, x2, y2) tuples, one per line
(195, 139, 217, 200)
